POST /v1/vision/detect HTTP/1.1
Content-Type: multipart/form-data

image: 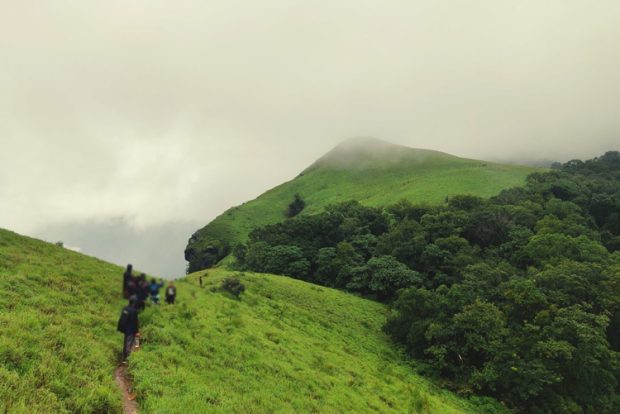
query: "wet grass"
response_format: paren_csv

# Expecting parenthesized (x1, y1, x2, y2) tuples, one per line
(0, 228, 507, 413)
(0, 228, 127, 413)
(129, 268, 504, 413)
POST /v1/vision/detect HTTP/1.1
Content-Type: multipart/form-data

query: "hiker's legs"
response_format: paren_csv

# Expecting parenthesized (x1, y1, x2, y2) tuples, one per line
(123, 333, 135, 359)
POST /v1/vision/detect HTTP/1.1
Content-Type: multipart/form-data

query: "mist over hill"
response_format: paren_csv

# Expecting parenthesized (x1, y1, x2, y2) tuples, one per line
(305, 137, 453, 171)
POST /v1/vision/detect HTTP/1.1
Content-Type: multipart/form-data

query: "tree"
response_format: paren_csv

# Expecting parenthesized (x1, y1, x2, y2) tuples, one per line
(315, 242, 362, 288)
(245, 243, 310, 279)
(375, 219, 426, 270)
(348, 255, 422, 300)
(530, 306, 618, 413)
(522, 234, 608, 267)
(425, 300, 508, 382)
(285, 193, 306, 218)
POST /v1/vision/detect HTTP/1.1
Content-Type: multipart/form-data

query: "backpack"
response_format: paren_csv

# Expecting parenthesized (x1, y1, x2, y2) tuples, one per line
(117, 308, 129, 333)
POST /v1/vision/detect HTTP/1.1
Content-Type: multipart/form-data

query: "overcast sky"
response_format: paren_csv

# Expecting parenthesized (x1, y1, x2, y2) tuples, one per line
(1, 1, 619, 276)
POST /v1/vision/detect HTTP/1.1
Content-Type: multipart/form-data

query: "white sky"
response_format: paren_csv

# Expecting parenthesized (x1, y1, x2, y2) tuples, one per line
(1, 1, 619, 275)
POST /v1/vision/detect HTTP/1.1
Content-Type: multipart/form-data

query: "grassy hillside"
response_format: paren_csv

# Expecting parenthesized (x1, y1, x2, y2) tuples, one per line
(186, 138, 541, 271)
(1, 228, 506, 413)
(0, 228, 126, 413)
(129, 269, 506, 414)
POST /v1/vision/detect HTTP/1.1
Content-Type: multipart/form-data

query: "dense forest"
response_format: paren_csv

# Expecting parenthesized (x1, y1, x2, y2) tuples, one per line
(234, 152, 620, 413)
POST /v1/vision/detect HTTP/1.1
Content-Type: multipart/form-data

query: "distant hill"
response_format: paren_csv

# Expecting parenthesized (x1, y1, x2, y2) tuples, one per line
(186, 137, 542, 272)
(129, 268, 504, 413)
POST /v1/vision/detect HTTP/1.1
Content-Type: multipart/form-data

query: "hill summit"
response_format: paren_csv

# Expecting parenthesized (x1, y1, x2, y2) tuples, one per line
(185, 138, 542, 272)
(306, 137, 453, 171)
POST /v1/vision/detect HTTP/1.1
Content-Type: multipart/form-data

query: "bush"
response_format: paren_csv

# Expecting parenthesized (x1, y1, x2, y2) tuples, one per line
(285, 194, 306, 218)
(221, 276, 245, 298)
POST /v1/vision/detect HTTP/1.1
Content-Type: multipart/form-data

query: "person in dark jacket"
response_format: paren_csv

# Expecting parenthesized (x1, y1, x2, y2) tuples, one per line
(117, 295, 139, 360)
(149, 278, 164, 304)
(136, 274, 149, 311)
(122, 264, 133, 299)
(126, 274, 138, 297)
(165, 281, 177, 304)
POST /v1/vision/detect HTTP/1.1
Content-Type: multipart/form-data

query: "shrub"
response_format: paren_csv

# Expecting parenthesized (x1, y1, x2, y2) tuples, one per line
(285, 194, 306, 218)
(221, 276, 245, 298)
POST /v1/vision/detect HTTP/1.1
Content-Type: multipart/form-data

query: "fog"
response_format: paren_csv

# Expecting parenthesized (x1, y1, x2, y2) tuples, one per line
(1, 1, 619, 276)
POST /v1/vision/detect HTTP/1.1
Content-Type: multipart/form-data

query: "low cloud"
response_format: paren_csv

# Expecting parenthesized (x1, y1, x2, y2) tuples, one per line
(1, 1, 619, 275)
(35, 218, 202, 278)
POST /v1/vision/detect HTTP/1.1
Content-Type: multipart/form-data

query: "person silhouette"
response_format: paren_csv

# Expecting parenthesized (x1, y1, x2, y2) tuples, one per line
(117, 295, 139, 360)
(122, 264, 133, 299)
(165, 281, 177, 304)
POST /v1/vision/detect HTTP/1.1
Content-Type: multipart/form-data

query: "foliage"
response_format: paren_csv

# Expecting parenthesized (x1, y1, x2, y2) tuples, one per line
(285, 193, 306, 218)
(220, 276, 245, 298)
(347, 255, 422, 301)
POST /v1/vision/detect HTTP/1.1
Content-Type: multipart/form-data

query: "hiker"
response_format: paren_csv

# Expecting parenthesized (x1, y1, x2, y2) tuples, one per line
(165, 281, 177, 304)
(126, 274, 138, 297)
(136, 274, 149, 310)
(117, 295, 139, 360)
(199, 275, 203, 287)
(122, 264, 133, 299)
(149, 278, 164, 304)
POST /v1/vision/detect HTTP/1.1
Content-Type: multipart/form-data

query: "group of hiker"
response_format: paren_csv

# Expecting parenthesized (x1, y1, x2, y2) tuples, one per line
(122, 264, 176, 306)
(117, 264, 178, 360)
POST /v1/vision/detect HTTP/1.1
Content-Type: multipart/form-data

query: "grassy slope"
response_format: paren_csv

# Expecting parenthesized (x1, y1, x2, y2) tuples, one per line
(0, 228, 506, 413)
(0, 228, 127, 413)
(130, 269, 505, 414)
(191, 138, 541, 251)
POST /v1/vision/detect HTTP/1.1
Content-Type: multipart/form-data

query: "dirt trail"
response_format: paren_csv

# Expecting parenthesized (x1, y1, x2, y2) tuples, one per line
(115, 365, 139, 414)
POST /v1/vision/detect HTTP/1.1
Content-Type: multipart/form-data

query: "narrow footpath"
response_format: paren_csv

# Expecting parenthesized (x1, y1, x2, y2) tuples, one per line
(115, 365, 139, 414)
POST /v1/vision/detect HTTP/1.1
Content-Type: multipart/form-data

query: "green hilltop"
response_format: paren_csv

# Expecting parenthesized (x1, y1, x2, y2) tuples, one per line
(186, 137, 542, 271)
(0, 228, 502, 413)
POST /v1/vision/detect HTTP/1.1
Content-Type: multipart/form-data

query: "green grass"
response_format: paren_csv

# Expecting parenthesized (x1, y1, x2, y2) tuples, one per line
(0, 228, 127, 413)
(0, 228, 507, 413)
(190, 138, 541, 255)
(129, 268, 507, 413)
